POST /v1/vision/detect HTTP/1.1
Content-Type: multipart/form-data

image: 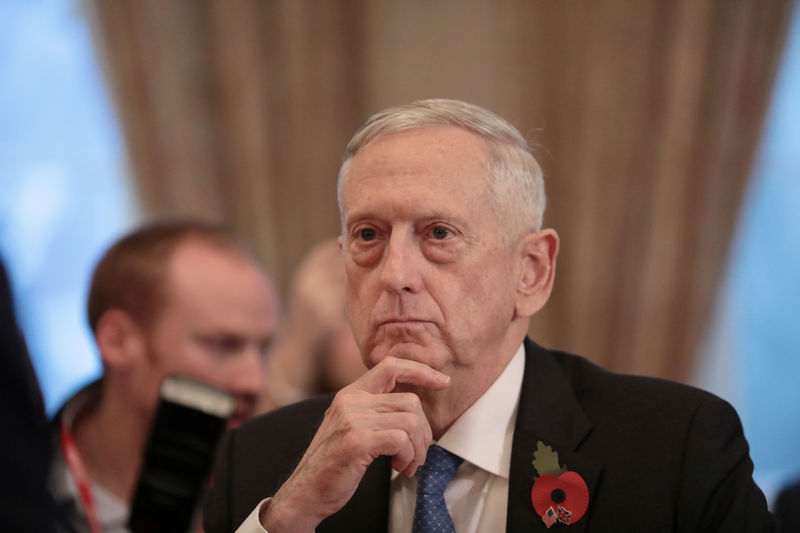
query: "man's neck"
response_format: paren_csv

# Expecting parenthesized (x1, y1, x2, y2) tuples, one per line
(419, 331, 527, 440)
(71, 392, 149, 502)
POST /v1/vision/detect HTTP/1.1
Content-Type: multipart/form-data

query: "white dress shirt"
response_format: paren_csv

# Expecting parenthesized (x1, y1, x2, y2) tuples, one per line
(49, 386, 131, 533)
(237, 344, 525, 533)
(389, 344, 524, 533)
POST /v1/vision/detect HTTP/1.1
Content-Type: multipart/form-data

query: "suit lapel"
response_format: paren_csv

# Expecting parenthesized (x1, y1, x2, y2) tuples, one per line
(506, 339, 602, 533)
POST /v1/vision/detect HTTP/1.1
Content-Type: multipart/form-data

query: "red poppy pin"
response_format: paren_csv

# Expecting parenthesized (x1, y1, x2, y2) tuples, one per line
(531, 441, 589, 528)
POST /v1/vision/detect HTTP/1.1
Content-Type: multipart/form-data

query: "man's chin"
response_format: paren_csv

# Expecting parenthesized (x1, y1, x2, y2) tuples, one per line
(368, 342, 448, 369)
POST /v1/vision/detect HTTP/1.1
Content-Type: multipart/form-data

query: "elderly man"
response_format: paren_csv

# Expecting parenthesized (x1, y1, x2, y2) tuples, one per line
(50, 219, 279, 532)
(204, 100, 774, 532)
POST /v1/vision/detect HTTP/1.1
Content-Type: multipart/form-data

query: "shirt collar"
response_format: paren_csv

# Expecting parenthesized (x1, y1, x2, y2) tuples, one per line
(437, 343, 525, 479)
(59, 381, 101, 431)
(50, 383, 129, 528)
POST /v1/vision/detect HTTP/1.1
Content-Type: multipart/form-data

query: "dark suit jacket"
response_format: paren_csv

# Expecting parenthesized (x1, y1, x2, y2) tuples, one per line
(204, 339, 775, 532)
(0, 260, 58, 532)
(775, 476, 800, 532)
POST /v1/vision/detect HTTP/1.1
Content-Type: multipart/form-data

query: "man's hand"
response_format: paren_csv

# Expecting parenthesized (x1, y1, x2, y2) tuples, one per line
(259, 356, 450, 533)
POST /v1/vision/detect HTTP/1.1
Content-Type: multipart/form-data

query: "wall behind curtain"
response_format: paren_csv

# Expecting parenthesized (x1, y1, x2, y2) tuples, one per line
(89, 0, 793, 382)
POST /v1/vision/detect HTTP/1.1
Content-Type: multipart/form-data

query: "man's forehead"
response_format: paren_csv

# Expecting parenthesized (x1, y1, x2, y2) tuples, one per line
(165, 241, 274, 302)
(341, 177, 492, 224)
(343, 127, 489, 193)
(348, 125, 487, 165)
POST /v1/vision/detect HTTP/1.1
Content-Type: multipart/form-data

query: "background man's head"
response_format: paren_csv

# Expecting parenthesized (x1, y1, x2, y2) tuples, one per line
(87, 219, 279, 427)
(338, 98, 547, 244)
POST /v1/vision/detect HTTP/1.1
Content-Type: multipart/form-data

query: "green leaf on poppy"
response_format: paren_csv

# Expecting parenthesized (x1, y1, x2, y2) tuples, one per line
(532, 440, 567, 477)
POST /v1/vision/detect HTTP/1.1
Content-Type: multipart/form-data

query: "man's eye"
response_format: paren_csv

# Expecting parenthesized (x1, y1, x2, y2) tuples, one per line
(360, 228, 377, 241)
(259, 339, 273, 356)
(431, 226, 450, 240)
(198, 335, 244, 355)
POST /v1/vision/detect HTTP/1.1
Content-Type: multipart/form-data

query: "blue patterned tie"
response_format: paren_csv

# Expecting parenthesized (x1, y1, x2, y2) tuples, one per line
(412, 445, 464, 533)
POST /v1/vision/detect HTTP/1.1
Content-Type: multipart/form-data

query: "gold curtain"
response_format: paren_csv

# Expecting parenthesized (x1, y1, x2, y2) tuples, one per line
(88, 0, 793, 382)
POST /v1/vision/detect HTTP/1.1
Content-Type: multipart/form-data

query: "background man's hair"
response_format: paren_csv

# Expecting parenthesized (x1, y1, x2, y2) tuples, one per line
(87, 218, 250, 333)
(337, 98, 546, 237)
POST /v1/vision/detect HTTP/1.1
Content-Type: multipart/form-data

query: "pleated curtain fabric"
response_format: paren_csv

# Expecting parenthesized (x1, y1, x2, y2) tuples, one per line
(88, 0, 794, 383)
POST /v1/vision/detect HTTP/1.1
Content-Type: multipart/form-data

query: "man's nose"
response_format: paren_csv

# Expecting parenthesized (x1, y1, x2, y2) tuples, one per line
(379, 231, 423, 294)
(228, 348, 265, 398)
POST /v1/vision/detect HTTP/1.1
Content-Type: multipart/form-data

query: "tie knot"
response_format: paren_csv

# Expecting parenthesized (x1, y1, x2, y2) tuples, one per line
(417, 445, 463, 496)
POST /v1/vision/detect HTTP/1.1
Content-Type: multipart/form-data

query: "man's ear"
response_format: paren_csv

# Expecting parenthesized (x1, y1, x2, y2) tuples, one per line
(515, 228, 559, 318)
(93, 309, 147, 371)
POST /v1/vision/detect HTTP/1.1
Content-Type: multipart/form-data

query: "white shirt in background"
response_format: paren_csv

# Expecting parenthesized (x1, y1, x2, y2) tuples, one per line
(389, 344, 524, 533)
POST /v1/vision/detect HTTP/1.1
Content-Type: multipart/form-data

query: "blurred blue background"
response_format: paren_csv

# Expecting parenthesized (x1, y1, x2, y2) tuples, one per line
(696, 3, 800, 501)
(0, 0, 139, 414)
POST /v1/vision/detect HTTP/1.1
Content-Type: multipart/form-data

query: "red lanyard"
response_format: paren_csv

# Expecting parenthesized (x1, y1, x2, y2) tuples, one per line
(60, 422, 102, 533)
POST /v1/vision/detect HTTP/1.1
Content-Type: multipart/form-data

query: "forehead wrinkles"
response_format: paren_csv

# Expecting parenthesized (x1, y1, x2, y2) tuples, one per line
(341, 127, 492, 210)
(343, 176, 493, 233)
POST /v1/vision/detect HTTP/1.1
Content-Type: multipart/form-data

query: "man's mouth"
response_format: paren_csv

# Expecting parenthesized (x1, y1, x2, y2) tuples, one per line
(378, 318, 430, 326)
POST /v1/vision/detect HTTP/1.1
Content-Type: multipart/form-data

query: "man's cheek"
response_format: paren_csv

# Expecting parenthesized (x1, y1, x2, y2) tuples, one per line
(351, 325, 378, 368)
(362, 343, 390, 369)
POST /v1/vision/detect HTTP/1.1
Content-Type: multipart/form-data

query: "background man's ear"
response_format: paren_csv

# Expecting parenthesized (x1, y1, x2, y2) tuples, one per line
(515, 228, 560, 318)
(94, 309, 147, 371)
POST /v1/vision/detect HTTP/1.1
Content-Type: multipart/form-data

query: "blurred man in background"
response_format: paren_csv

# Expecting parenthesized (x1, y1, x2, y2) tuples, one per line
(259, 238, 365, 413)
(50, 219, 279, 532)
(775, 477, 800, 532)
(1, 258, 57, 532)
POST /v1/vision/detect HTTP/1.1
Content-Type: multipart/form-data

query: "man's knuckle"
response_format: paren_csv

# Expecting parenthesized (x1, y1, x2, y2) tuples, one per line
(387, 429, 409, 449)
(399, 412, 417, 429)
(341, 430, 367, 451)
(404, 392, 423, 410)
(331, 389, 360, 410)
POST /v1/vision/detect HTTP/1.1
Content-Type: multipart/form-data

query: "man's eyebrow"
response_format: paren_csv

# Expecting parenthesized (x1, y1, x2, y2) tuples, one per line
(343, 212, 385, 226)
(344, 211, 472, 228)
(417, 213, 468, 224)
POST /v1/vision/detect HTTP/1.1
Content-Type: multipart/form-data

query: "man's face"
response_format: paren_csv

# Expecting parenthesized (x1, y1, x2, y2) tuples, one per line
(339, 126, 524, 383)
(141, 240, 278, 428)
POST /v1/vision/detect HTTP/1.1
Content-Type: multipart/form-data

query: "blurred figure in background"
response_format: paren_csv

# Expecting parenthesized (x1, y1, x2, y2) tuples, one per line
(0, 258, 57, 532)
(259, 239, 365, 413)
(49, 219, 279, 532)
(775, 477, 800, 532)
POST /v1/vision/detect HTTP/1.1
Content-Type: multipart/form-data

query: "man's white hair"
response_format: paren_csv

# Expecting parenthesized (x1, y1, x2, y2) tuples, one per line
(337, 98, 546, 238)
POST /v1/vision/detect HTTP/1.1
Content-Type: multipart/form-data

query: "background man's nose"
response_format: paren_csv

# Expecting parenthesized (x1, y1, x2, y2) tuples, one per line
(230, 348, 266, 399)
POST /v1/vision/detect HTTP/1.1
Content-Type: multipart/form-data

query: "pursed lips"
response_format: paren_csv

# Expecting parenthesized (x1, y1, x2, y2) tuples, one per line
(377, 318, 432, 327)
(374, 319, 437, 342)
